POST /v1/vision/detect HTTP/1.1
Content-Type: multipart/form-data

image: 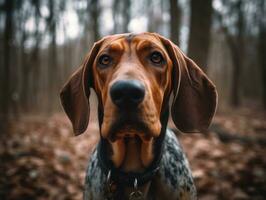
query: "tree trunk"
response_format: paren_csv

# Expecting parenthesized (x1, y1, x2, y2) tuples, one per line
(187, 0, 213, 72)
(90, 0, 100, 41)
(222, 25, 242, 107)
(122, 0, 130, 33)
(258, 0, 266, 108)
(230, 0, 244, 107)
(217, 0, 244, 107)
(112, 0, 130, 33)
(169, 0, 181, 45)
(113, 0, 120, 33)
(31, 0, 41, 111)
(259, 30, 266, 108)
(230, 41, 242, 107)
(1, 0, 14, 133)
(21, 29, 30, 112)
(48, 0, 57, 112)
(147, 0, 155, 32)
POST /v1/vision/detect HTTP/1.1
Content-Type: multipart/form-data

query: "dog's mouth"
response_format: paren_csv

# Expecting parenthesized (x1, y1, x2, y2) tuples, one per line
(105, 111, 154, 142)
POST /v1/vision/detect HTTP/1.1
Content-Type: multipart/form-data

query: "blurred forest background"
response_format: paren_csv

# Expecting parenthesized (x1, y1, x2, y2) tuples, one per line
(0, 0, 266, 199)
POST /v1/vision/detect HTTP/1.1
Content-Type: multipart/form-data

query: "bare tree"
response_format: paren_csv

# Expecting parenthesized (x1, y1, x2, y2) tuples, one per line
(258, 0, 266, 108)
(20, 12, 30, 112)
(47, 0, 58, 112)
(188, 0, 213, 72)
(122, 0, 130, 33)
(1, 0, 14, 133)
(113, 0, 131, 33)
(31, 0, 41, 110)
(169, 0, 181, 45)
(217, 0, 245, 107)
(230, 0, 244, 107)
(89, 0, 100, 41)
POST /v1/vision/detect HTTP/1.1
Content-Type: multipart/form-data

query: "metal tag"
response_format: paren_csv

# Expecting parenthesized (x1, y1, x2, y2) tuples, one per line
(129, 178, 144, 200)
(129, 190, 144, 200)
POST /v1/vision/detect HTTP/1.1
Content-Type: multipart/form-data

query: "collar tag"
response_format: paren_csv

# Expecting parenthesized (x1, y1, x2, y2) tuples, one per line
(129, 178, 144, 200)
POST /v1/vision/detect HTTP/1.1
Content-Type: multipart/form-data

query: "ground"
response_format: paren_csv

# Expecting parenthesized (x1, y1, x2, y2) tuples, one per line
(0, 108, 266, 200)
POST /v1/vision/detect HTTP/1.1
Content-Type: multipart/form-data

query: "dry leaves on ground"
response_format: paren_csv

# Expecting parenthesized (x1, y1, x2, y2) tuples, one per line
(0, 108, 265, 200)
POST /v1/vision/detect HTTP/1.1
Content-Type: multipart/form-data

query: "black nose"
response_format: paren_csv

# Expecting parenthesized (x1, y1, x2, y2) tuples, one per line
(110, 80, 145, 108)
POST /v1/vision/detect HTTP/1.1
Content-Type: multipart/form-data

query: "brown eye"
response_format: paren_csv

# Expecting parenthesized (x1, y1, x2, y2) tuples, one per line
(98, 54, 112, 67)
(150, 51, 164, 65)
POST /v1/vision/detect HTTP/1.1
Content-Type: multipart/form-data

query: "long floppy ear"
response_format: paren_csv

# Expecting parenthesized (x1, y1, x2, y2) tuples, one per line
(156, 34, 218, 133)
(60, 40, 103, 135)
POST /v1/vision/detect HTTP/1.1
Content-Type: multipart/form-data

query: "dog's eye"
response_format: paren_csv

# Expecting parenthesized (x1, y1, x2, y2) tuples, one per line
(98, 54, 112, 67)
(150, 51, 164, 65)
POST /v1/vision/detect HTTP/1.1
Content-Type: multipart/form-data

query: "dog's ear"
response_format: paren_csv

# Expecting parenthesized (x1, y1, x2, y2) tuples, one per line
(156, 34, 218, 133)
(60, 39, 103, 135)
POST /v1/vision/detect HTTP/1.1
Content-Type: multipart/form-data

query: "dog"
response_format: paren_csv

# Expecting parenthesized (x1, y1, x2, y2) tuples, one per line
(60, 32, 217, 199)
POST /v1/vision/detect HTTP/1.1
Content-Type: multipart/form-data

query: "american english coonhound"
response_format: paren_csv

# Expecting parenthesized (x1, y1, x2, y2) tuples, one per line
(60, 33, 218, 200)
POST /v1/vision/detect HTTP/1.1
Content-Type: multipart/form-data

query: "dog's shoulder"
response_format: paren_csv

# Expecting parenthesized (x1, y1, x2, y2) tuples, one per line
(154, 129, 197, 199)
(84, 148, 106, 200)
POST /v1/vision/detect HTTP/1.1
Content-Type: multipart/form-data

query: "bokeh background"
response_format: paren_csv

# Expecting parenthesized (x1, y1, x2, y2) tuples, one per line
(0, 0, 265, 199)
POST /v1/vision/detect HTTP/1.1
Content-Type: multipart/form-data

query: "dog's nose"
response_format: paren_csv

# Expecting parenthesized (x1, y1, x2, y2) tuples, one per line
(110, 80, 145, 108)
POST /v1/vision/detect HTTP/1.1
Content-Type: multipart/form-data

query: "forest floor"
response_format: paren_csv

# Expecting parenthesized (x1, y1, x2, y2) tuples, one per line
(0, 107, 266, 200)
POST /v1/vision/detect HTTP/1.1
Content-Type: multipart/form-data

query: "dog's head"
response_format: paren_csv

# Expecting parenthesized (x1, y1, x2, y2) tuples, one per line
(60, 32, 217, 168)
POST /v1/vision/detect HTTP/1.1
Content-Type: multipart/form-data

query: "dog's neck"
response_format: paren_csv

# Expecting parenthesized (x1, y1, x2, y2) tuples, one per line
(121, 137, 144, 171)
(97, 105, 169, 198)
(98, 104, 169, 170)
(109, 136, 154, 172)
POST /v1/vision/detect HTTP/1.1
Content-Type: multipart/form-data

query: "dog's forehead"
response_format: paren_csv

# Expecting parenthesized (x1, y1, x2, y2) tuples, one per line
(99, 33, 165, 51)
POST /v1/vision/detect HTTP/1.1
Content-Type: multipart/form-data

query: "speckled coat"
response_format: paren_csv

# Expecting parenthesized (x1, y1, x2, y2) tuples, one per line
(84, 129, 197, 200)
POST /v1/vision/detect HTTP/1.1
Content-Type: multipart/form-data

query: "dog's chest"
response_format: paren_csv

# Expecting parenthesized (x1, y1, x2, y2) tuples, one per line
(84, 130, 197, 200)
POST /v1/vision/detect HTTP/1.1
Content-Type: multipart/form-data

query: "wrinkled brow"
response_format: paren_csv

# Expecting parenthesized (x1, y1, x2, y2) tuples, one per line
(136, 39, 164, 52)
(100, 41, 125, 53)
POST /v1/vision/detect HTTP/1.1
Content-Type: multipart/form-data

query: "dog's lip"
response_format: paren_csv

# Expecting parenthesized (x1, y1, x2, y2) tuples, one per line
(103, 112, 160, 141)
(108, 126, 154, 142)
